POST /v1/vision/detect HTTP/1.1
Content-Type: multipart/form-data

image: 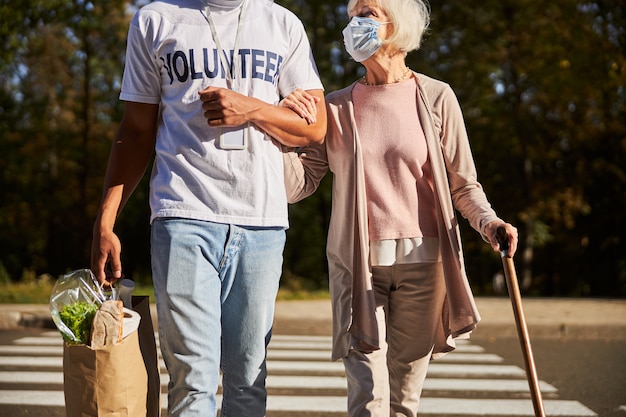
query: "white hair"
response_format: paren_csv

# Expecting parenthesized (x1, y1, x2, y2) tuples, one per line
(346, 0, 431, 52)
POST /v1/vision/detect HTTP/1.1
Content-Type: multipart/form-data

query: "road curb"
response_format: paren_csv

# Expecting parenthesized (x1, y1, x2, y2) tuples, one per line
(2, 298, 625, 341)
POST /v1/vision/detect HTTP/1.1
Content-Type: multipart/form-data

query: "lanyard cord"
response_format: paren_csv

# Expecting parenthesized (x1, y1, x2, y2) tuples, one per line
(203, 0, 248, 91)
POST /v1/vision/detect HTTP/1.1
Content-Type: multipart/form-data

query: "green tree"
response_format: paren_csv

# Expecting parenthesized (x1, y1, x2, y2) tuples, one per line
(1, 0, 624, 297)
(282, 0, 626, 296)
(0, 0, 132, 279)
(410, 0, 626, 295)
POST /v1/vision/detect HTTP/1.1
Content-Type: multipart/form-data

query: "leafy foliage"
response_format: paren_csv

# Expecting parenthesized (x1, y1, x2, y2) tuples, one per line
(0, 0, 624, 296)
(408, 0, 626, 295)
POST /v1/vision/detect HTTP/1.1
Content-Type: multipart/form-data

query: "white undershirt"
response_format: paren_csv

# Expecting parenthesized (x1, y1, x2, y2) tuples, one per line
(370, 237, 441, 266)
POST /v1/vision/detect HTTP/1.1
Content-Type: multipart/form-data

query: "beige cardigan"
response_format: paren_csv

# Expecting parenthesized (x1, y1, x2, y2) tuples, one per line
(284, 73, 502, 361)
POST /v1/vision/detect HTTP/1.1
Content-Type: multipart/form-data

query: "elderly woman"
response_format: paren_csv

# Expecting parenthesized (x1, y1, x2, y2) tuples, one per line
(282, 0, 518, 416)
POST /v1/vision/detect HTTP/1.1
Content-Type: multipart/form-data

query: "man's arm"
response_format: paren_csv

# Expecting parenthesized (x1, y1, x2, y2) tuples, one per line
(91, 101, 159, 285)
(199, 87, 326, 147)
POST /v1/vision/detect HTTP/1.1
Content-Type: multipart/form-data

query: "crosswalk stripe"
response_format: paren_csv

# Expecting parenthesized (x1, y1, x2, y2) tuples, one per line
(0, 391, 596, 416)
(267, 396, 598, 416)
(422, 378, 557, 393)
(426, 363, 527, 377)
(1, 342, 486, 357)
(0, 356, 61, 367)
(270, 334, 332, 342)
(0, 356, 536, 378)
(267, 349, 331, 360)
(0, 390, 66, 406)
(0, 371, 63, 384)
(429, 352, 503, 363)
(266, 340, 333, 350)
(266, 349, 502, 363)
(0, 333, 598, 416)
(0, 370, 558, 395)
(12, 336, 62, 346)
(15, 332, 481, 350)
(418, 398, 597, 416)
(265, 375, 560, 393)
(266, 359, 345, 373)
(266, 359, 527, 377)
(0, 345, 62, 355)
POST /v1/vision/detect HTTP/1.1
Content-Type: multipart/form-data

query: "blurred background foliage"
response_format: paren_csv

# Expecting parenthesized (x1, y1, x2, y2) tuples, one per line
(0, 0, 624, 299)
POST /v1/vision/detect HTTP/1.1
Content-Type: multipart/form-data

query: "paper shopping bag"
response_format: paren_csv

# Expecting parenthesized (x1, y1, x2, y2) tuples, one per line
(63, 295, 161, 417)
(63, 329, 148, 417)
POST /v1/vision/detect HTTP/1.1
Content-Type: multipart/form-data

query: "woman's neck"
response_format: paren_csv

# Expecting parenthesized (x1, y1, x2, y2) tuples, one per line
(361, 56, 411, 86)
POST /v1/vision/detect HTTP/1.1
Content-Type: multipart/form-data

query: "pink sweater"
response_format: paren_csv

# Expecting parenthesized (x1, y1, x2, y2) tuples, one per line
(352, 80, 437, 241)
(284, 73, 501, 359)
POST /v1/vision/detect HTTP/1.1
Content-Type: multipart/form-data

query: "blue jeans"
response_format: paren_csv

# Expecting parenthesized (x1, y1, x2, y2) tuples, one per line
(151, 218, 285, 417)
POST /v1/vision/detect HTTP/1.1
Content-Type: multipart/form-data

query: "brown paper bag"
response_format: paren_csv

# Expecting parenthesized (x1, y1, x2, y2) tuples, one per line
(63, 295, 161, 417)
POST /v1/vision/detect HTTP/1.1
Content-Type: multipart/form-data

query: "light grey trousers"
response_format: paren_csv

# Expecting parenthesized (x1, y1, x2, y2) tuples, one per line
(342, 262, 446, 417)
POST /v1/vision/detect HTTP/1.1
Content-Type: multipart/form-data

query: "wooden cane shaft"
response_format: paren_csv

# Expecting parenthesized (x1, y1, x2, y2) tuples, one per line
(502, 256, 546, 417)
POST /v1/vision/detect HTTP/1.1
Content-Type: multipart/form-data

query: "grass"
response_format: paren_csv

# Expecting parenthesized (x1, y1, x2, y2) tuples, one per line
(0, 277, 156, 304)
(0, 277, 329, 304)
(0, 276, 56, 304)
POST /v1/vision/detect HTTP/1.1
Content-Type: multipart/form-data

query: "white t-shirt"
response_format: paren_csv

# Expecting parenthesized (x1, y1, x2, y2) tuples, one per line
(120, 0, 323, 228)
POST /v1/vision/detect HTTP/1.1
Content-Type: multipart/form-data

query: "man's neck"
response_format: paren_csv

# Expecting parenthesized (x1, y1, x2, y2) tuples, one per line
(205, 0, 244, 10)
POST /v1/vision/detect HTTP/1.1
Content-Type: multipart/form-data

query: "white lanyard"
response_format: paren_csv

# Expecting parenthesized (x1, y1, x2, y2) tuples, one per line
(203, 0, 248, 92)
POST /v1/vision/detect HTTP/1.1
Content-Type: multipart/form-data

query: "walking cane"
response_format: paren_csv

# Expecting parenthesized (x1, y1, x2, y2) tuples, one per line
(496, 227, 546, 417)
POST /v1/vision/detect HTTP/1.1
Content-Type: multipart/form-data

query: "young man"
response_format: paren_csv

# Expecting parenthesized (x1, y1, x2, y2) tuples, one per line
(91, 0, 326, 416)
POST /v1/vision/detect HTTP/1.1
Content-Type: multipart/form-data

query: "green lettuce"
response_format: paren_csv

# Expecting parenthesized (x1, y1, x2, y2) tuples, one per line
(58, 301, 99, 344)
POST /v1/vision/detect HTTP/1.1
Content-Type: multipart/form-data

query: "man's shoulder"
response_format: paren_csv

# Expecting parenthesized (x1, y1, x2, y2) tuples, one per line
(132, 0, 197, 22)
(253, 0, 303, 23)
(137, 0, 192, 12)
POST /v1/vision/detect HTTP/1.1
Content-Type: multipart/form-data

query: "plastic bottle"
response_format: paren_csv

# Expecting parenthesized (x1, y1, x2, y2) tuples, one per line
(118, 279, 135, 308)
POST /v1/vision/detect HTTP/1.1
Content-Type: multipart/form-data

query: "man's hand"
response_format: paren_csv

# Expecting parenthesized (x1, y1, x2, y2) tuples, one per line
(199, 86, 259, 128)
(199, 86, 326, 147)
(91, 226, 123, 286)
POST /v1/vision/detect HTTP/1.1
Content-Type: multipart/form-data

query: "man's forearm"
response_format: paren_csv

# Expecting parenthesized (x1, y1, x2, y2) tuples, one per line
(200, 87, 326, 147)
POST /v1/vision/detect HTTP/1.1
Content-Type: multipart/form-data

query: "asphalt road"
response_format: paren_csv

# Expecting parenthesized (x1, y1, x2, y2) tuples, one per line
(1, 297, 625, 416)
(472, 335, 626, 417)
(0, 325, 625, 416)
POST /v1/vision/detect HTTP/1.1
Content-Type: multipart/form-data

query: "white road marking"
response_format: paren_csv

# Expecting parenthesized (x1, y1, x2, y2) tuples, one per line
(0, 333, 597, 416)
(0, 392, 597, 416)
(0, 371, 558, 394)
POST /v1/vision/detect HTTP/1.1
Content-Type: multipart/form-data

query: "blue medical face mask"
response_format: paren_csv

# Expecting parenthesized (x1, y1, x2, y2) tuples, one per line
(342, 16, 389, 62)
